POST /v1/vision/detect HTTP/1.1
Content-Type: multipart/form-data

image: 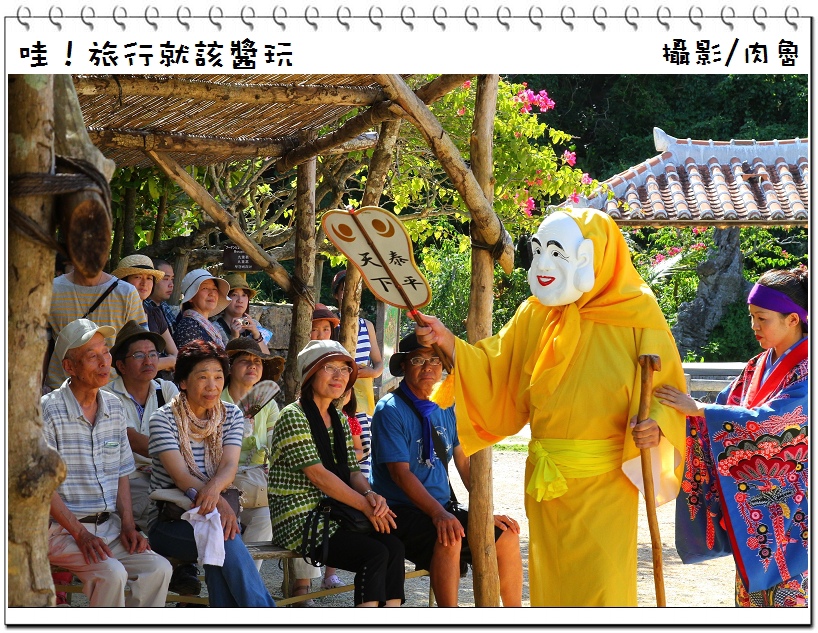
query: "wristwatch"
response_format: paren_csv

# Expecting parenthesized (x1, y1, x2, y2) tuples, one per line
(362, 489, 376, 497)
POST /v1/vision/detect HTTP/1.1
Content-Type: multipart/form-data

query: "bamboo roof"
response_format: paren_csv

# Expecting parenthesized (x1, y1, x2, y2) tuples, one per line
(570, 128, 809, 227)
(73, 74, 400, 168)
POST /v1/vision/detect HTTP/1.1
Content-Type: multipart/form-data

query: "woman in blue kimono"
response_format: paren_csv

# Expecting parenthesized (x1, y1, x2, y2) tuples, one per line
(657, 266, 808, 607)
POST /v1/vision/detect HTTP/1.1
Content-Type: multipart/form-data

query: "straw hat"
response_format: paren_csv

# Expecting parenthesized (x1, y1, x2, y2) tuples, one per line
(111, 254, 165, 282)
(223, 272, 257, 300)
(297, 340, 357, 389)
(180, 269, 231, 314)
(225, 337, 285, 382)
(311, 303, 340, 327)
(110, 319, 166, 360)
(55, 318, 116, 361)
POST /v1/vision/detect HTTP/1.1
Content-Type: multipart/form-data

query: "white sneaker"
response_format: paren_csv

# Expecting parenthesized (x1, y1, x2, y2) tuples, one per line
(320, 574, 344, 590)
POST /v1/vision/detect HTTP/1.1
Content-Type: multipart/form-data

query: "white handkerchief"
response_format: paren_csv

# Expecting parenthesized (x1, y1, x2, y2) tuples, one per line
(182, 507, 225, 567)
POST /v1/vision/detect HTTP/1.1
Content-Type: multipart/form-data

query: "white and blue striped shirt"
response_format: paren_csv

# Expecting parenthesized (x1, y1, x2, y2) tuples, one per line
(42, 380, 135, 515)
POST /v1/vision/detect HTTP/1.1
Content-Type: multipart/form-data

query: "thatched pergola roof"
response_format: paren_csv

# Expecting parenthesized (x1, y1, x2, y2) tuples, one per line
(73, 74, 410, 168)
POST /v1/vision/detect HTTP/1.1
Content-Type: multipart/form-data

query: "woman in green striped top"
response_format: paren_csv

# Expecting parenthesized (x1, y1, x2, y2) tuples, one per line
(268, 340, 405, 607)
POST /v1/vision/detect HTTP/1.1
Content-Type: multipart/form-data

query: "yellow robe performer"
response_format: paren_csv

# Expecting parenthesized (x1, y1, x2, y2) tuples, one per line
(442, 209, 687, 606)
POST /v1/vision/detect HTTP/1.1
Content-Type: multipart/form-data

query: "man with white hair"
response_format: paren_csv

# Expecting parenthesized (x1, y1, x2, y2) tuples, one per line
(43, 318, 172, 607)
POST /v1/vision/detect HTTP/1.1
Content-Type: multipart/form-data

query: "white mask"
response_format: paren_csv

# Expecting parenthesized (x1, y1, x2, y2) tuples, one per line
(527, 212, 595, 306)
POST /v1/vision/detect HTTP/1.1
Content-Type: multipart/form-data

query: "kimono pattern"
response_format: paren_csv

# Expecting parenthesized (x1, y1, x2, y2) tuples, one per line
(676, 338, 808, 606)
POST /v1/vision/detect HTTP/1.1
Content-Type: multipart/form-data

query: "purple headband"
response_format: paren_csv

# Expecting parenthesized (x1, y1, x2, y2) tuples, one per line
(747, 283, 808, 323)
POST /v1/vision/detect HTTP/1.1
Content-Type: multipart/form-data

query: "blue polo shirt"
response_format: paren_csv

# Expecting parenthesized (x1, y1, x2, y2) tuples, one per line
(371, 390, 458, 508)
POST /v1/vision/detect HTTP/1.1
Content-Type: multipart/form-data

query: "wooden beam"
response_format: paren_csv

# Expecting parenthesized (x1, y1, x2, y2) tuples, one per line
(146, 150, 293, 295)
(466, 74, 501, 608)
(88, 129, 379, 160)
(375, 74, 515, 274)
(89, 129, 291, 157)
(74, 75, 385, 106)
(276, 74, 473, 173)
(284, 133, 317, 403)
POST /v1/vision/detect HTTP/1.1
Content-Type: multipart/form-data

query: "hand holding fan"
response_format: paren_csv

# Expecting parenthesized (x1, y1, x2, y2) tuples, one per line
(322, 206, 452, 371)
(237, 380, 281, 419)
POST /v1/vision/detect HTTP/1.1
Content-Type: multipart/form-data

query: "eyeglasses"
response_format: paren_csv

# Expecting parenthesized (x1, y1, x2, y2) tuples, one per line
(126, 351, 160, 361)
(234, 357, 263, 368)
(409, 356, 442, 367)
(321, 364, 353, 376)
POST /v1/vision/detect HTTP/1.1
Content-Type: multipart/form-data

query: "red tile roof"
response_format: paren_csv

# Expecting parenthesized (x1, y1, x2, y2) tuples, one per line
(570, 128, 809, 227)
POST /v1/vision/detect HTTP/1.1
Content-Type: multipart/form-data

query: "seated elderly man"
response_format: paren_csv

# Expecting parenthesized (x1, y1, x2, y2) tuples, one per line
(44, 319, 172, 607)
(371, 333, 523, 607)
(103, 321, 201, 597)
(104, 320, 179, 532)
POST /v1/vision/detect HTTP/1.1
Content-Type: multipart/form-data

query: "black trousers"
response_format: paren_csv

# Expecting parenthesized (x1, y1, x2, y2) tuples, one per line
(323, 529, 406, 605)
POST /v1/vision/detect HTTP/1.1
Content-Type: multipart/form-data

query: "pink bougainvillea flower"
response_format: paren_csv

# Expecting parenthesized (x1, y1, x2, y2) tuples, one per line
(652, 253, 666, 266)
(581, 173, 592, 185)
(521, 198, 535, 217)
(569, 191, 580, 204)
(462, 80, 472, 89)
(691, 242, 706, 251)
(563, 150, 577, 167)
(781, 250, 789, 257)
(692, 227, 704, 235)
(457, 107, 466, 116)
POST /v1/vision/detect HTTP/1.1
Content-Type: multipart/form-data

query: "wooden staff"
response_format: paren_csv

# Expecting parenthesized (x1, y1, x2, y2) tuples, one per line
(638, 354, 666, 607)
(348, 211, 453, 372)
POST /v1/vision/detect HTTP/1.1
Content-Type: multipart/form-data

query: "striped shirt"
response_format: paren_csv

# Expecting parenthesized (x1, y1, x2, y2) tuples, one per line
(268, 403, 359, 552)
(147, 402, 244, 493)
(42, 380, 135, 515)
(103, 376, 179, 468)
(46, 275, 147, 389)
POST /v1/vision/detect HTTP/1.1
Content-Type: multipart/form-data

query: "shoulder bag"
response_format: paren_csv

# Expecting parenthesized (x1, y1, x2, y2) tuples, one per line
(301, 497, 372, 567)
(151, 486, 241, 522)
(233, 465, 269, 509)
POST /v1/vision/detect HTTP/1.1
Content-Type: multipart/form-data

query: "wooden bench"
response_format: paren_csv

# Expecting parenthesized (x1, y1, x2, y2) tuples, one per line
(54, 542, 434, 607)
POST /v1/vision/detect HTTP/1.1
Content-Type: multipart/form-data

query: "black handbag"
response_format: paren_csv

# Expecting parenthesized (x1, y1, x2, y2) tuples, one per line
(301, 498, 372, 567)
(156, 487, 241, 522)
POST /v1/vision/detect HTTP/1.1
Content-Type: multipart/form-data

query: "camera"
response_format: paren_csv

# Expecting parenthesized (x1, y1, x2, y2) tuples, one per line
(240, 317, 252, 328)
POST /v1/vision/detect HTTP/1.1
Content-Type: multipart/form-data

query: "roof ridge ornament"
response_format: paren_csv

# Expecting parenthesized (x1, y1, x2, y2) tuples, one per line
(653, 127, 675, 153)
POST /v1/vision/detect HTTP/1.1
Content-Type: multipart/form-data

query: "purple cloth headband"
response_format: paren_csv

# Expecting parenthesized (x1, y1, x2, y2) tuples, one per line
(747, 283, 808, 323)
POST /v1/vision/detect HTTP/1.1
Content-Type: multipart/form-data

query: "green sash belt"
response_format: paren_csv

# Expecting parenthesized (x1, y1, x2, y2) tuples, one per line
(526, 437, 623, 501)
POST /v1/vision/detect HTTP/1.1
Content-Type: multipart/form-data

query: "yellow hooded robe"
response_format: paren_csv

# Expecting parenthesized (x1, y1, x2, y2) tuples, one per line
(443, 208, 687, 606)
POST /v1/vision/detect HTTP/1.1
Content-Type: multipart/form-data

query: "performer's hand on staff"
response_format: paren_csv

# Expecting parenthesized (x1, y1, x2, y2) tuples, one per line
(655, 385, 705, 416)
(493, 514, 521, 534)
(630, 415, 663, 449)
(414, 312, 456, 358)
(432, 508, 465, 547)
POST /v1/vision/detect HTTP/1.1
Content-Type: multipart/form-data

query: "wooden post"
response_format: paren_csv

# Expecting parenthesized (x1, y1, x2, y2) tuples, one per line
(8, 74, 66, 606)
(467, 75, 501, 607)
(338, 119, 401, 354)
(283, 133, 317, 403)
(170, 252, 189, 306)
(314, 256, 324, 303)
(146, 149, 293, 296)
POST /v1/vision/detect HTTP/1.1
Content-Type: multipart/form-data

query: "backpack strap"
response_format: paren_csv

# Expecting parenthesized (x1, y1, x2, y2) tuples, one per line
(155, 385, 166, 408)
(393, 389, 459, 507)
(82, 278, 119, 319)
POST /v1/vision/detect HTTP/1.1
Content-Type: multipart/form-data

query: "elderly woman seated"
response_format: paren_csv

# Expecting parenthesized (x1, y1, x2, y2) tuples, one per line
(269, 340, 405, 607)
(147, 339, 276, 607)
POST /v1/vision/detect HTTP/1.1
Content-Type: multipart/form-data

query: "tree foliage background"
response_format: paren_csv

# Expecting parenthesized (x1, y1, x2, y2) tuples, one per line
(107, 74, 808, 361)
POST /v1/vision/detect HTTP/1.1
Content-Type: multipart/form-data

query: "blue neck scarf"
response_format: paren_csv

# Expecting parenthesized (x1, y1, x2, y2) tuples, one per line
(399, 380, 440, 467)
